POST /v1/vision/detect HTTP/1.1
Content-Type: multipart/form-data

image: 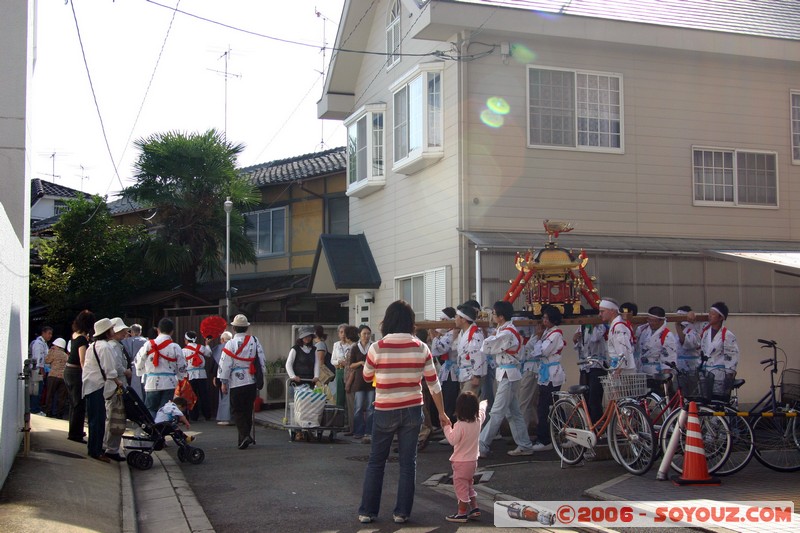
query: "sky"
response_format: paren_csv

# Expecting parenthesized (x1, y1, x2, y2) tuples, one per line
(30, 0, 347, 198)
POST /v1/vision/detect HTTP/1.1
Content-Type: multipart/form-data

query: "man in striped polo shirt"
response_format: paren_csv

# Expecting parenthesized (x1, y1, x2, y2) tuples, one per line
(358, 300, 450, 525)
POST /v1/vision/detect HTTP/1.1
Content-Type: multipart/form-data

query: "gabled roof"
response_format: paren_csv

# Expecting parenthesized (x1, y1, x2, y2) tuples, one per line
(106, 197, 150, 216)
(310, 234, 382, 293)
(448, 0, 800, 41)
(239, 146, 346, 187)
(30, 178, 83, 206)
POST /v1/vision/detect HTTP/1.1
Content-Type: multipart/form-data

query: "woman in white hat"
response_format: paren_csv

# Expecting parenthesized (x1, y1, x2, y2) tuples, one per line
(82, 318, 125, 463)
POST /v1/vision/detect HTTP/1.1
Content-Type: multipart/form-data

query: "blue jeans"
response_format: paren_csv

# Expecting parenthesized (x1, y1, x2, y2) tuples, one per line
(353, 389, 375, 437)
(85, 388, 106, 457)
(145, 389, 174, 419)
(479, 377, 533, 455)
(359, 405, 422, 520)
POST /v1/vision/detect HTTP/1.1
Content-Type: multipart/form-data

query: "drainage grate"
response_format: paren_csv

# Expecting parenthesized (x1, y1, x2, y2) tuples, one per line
(45, 449, 85, 459)
(346, 455, 399, 463)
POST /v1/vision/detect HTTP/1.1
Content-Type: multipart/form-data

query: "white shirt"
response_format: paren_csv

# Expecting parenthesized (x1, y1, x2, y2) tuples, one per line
(481, 321, 523, 382)
(82, 340, 119, 398)
(134, 334, 187, 391)
(431, 330, 458, 382)
(154, 400, 184, 424)
(637, 323, 679, 375)
(331, 341, 352, 366)
(284, 344, 319, 380)
(218, 333, 266, 388)
(29, 336, 48, 382)
(677, 322, 702, 371)
(575, 324, 608, 371)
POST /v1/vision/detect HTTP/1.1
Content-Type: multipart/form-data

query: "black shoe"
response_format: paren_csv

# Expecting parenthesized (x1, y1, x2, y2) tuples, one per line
(238, 436, 254, 450)
(68, 437, 88, 444)
(103, 452, 125, 462)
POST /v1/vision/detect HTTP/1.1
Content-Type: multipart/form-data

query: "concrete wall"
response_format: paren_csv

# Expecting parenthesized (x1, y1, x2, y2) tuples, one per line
(0, 0, 34, 488)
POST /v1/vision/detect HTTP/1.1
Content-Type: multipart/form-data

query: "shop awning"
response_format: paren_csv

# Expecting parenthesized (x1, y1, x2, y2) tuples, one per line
(310, 234, 381, 294)
(705, 251, 800, 277)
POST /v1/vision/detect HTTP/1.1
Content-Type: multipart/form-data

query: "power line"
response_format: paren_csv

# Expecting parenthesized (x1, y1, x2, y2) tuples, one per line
(68, 0, 124, 203)
(116, 0, 183, 174)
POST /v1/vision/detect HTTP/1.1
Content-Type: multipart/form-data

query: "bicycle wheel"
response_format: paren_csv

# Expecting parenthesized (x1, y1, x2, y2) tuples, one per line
(716, 412, 754, 476)
(608, 403, 656, 475)
(549, 399, 587, 465)
(659, 406, 731, 475)
(752, 413, 800, 472)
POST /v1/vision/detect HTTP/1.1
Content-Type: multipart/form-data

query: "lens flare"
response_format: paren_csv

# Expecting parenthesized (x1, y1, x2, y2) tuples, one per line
(511, 43, 537, 64)
(486, 97, 510, 115)
(480, 109, 504, 128)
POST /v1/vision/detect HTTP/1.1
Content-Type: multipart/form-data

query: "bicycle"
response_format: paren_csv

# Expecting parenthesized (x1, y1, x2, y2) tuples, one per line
(549, 364, 656, 475)
(627, 360, 735, 475)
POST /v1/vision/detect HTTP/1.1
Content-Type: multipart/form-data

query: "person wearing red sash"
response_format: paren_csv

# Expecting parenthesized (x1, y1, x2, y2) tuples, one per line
(218, 314, 266, 449)
(478, 300, 535, 458)
(599, 298, 636, 375)
(183, 331, 212, 421)
(134, 317, 187, 418)
(527, 306, 566, 451)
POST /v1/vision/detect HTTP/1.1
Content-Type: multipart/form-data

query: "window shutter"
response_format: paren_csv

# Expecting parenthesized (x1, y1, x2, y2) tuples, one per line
(423, 266, 450, 320)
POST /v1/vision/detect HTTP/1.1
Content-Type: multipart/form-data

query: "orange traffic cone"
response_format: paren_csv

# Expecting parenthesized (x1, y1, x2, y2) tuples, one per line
(673, 401, 720, 486)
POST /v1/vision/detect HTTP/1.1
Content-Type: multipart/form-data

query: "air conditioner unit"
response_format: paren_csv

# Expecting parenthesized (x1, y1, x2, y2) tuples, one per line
(263, 373, 288, 404)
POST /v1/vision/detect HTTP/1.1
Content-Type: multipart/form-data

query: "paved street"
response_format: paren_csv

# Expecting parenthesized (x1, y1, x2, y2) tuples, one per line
(140, 410, 670, 532)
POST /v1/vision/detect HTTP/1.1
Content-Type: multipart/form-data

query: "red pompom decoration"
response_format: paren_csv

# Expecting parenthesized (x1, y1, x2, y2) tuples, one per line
(200, 315, 228, 340)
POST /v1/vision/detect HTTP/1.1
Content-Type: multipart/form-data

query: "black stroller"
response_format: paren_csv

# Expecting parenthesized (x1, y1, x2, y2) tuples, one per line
(120, 386, 205, 470)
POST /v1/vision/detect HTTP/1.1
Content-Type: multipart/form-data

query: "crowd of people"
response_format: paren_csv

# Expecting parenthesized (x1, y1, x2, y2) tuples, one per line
(26, 296, 740, 523)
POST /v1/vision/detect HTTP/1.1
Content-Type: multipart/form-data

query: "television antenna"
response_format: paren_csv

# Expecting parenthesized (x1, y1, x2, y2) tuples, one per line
(315, 8, 334, 151)
(207, 47, 241, 141)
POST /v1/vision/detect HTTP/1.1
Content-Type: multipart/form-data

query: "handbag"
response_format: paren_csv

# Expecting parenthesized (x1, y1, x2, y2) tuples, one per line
(108, 391, 127, 436)
(318, 362, 335, 385)
(344, 368, 356, 393)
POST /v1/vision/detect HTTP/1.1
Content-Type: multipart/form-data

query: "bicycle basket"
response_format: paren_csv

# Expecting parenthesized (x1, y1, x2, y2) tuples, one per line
(708, 368, 736, 402)
(600, 373, 647, 401)
(677, 370, 714, 402)
(781, 368, 800, 406)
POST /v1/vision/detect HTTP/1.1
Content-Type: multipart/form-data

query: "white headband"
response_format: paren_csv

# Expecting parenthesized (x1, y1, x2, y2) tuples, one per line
(675, 310, 688, 315)
(598, 299, 619, 312)
(439, 312, 450, 321)
(710, 306, 725, 318)
(455, 309, 473, 322)
(641, 312, 666, 321)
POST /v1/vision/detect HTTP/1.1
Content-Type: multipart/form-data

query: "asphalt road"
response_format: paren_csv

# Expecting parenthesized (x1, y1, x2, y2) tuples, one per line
(156, 414, 697, 532)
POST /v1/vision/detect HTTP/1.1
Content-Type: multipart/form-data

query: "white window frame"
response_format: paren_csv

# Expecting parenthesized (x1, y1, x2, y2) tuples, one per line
(692, 146, 779, 209)
(389, 61, 445, 175)
(527, 65, 624, 153)
(394, 266, 450, 321)
(245, 206, 287, 257)
(386, 0, 401, 69)
(344, 103, 386, 198)
(791, 90, 800, 164)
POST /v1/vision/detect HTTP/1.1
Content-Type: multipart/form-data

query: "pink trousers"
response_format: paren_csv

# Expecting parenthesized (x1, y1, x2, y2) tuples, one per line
(451, 460, 477, 503)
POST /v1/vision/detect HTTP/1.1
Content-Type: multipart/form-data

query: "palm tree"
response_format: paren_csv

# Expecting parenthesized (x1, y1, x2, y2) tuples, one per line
(122, 129, 257, 290)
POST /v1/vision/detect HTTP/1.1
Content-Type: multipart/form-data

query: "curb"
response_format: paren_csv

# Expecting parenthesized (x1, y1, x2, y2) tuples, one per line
(154, 450, 215, 533)
(120, 460, 138, 533)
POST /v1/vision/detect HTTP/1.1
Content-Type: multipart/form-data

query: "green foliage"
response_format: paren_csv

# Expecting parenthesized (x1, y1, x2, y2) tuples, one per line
(122, 129, 258, 289)
(31, 195, 155, 325)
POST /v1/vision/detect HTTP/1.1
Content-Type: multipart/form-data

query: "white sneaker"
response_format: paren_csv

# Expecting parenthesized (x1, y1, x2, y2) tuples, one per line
(358, 515, 373, 523)
(493, 434, 503, 441)
(507, 446, 534, 456)
(438, 437, 450, 445)
(393, 515, 408, 523)
(532, 442, 553, 452)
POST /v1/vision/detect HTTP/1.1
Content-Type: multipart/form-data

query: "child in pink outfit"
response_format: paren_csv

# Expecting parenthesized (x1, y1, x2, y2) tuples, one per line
(442, 391, 487, 523)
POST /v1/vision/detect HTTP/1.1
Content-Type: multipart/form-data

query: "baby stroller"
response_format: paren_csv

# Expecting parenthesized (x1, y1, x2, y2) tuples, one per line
(120, 386, 205, 470)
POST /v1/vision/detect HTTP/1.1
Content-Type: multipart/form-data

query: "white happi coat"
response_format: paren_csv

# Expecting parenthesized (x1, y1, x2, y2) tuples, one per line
(134, 335, 187, 392)
(482, 321, 524, 382)
(606, 316, 635, 371)
(528, 326, 566, 386)
(700, 324, 739, 371)
(677, 321, 702, 371)
(218, 333, 266, 389)
(455, 323, 486, 382)
(637, 323, 679, 375)
(575, 324, 608, 372)
(183, 342, 211, 380)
